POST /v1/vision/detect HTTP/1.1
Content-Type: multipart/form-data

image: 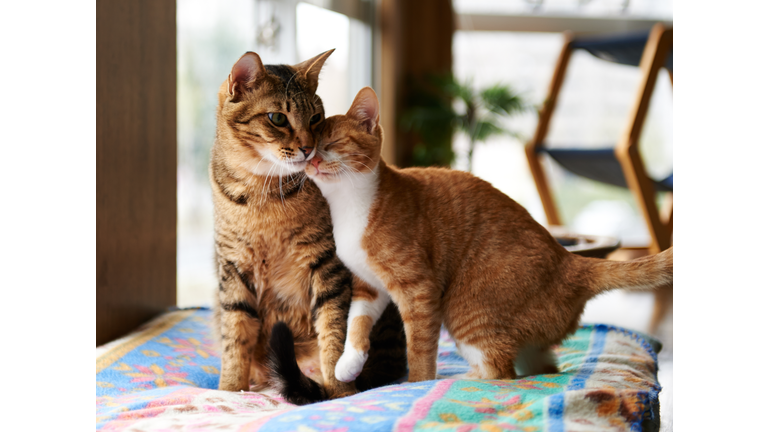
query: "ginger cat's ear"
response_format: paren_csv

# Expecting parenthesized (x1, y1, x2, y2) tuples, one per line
(228, 52, 267, 99)
(294, 49, 335, 94)
(347, 87, 380, 134)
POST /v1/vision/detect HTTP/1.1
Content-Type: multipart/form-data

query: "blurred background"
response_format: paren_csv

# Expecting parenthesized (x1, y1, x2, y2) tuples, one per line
(177, 0, 672, 309)
(96, 1, 672, 428)
(175, 5, 673, 426)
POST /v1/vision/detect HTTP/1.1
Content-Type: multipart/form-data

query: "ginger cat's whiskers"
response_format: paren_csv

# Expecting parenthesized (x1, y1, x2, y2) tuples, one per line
(347, 152, 376, 163)
(344, 160, 375, 174)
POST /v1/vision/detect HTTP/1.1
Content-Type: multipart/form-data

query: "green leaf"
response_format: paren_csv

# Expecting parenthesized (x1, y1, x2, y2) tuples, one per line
(398, 72, 529, 169)
(468, 120, 505, 142)
(480, 84, 526, 115)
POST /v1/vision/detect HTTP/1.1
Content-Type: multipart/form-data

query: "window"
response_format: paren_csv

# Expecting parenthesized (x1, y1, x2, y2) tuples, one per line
(452, 1, 672, 246)
(177, 0, 373, 307)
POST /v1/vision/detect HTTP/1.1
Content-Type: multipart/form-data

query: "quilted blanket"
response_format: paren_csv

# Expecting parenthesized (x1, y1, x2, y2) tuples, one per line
(96, 308, 662, 431)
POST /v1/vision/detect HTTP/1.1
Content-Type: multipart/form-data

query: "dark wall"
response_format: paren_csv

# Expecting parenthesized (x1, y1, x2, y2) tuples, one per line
(97, 0, 177, 345)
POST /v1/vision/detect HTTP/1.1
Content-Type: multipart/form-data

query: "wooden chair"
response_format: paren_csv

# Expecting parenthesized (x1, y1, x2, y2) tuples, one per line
(525, 23, 673, 333)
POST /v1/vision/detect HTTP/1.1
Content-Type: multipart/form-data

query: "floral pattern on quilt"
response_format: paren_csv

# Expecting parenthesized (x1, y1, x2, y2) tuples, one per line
(96, 308, 662, 431)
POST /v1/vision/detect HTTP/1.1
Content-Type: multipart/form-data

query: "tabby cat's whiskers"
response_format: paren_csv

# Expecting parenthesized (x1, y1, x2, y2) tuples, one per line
(212, 53, 404, 402)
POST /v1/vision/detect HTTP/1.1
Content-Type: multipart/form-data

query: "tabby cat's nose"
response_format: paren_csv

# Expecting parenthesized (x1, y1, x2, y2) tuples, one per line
(299, 146, 314, 157)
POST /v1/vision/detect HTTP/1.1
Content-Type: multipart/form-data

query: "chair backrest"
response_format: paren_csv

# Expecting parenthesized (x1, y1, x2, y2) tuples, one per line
(572, 32, 673, 71)
(525, 23, 673, 250)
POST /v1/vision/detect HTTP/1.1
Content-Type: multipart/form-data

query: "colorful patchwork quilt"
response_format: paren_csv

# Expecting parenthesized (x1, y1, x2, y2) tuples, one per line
(96, 308, 662, 431)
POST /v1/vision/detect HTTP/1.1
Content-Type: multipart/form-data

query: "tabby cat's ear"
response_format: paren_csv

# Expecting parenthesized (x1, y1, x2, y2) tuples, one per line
(347, 87, 380, 134)
(294, 49, 335, 94)
(228, 52, 267, 99)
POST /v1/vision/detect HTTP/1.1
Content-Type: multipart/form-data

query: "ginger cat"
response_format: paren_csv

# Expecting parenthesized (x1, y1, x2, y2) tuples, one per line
(305, 87, 673, 382)
(210, 52, 405, 403)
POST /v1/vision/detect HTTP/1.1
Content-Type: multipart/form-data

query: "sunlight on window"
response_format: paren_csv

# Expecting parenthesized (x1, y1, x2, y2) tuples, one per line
(177, 0, 258, 307)
(177, 1, 372, 307)
(296, 3, 350, 116)
(453, 30, 672, 246)
(296, 2, 371, 116)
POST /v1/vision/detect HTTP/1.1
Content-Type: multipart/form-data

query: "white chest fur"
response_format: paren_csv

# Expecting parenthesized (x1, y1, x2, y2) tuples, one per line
(315, 168, 387, 293)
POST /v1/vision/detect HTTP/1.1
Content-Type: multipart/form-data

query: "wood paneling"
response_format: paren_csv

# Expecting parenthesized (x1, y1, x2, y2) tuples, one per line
(97, 0, 177, 345)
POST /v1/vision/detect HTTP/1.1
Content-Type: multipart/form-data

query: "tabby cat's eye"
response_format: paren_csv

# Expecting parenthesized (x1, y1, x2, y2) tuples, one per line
(268, 112, 287, 127)
(310, 113, 322, 125)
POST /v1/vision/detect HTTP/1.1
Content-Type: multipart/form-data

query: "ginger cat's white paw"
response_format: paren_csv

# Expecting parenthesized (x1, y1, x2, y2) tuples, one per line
(335, 349, 368, 382)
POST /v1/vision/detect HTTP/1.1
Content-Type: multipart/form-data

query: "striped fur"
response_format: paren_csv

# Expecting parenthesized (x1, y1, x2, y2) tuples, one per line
(211, 54, 405, 402)
(307, 87, 673, 382)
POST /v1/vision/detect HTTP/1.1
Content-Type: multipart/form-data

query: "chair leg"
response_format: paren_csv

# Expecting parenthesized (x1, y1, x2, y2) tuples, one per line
(525, 32, 574, 228)
(614, 23, 674, 333)
(649, 192, 673, 335)
(615, 23, 673, 255)
(661, 192, 673, 243)
(649, 284, 672, 335)
(525, 146, 562, 226)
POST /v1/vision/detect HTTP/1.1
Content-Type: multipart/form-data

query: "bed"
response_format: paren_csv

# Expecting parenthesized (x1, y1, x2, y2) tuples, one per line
(96, 307, 662, 431)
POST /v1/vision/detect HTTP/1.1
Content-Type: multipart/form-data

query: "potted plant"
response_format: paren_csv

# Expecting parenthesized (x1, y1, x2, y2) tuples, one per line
(401, 74, 527, 172)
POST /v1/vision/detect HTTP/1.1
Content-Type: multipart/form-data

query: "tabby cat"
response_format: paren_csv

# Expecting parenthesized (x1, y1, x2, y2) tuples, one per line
(210, 52, 405, 403)
(305, 87, 674, 383)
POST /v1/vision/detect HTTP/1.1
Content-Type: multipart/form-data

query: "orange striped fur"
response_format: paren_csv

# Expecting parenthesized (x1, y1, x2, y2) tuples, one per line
(308, 87, 673, 382)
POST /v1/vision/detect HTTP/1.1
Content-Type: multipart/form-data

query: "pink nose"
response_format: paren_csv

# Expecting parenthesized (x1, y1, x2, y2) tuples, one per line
(311, 156, 322, 169)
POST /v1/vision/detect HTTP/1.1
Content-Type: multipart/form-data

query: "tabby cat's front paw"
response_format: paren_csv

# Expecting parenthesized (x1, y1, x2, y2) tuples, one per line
(335, 349, 368, 382)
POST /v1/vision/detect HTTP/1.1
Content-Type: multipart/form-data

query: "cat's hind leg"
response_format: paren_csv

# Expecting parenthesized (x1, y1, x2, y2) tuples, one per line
(453, 343, 558, 380)
(453, 342, 519, 380)
(453, 342, 491, 380)
(514, 344, 558, 377)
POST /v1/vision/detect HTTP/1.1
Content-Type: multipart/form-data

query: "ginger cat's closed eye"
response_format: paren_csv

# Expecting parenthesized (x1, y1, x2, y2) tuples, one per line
(307, 87, 673, 382)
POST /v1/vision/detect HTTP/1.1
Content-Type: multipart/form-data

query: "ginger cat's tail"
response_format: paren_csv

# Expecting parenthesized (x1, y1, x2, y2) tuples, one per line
(579, 247, 673, 295)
